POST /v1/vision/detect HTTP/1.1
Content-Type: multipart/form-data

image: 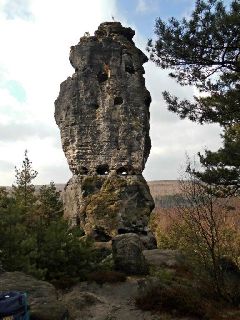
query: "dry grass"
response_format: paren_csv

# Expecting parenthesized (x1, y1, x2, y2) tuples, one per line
(135, 281, 216, 318)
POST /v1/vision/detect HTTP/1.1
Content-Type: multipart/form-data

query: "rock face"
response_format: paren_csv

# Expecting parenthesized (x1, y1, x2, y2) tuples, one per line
(143, 249, 185, 268)
(112, 233, 148, 275)
(0, 272, 68, 320)
(63, 174, 154, 239)
(55, 22, 154, 239)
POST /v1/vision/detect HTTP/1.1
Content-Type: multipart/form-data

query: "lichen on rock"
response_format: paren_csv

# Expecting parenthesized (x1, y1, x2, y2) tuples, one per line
(55, 22, 155, 241)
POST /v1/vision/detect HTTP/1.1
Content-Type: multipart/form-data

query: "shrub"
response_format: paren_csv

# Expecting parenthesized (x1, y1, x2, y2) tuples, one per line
(135, 280, 216, 318)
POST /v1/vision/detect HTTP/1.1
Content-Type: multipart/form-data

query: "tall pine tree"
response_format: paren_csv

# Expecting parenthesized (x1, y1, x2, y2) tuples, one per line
(148, 0, 240, 194)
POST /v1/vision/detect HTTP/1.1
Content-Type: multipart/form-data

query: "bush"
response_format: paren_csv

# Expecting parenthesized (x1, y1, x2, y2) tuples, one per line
(135, 279, 216, 318)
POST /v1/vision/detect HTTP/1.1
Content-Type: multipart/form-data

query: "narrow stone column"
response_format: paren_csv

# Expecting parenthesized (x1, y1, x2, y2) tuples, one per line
(55, 22, 155, 243)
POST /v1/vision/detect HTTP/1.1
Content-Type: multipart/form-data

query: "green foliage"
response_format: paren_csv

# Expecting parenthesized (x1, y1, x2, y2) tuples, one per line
(35, 220, 94, 281)
(12, 150, 38, 214)
(149, 0, 240, 193)
(156, 223, 188, 250)
(37, 182, 63, 223)
(0, 152, 97, 286)
(0, 196, 27, 271)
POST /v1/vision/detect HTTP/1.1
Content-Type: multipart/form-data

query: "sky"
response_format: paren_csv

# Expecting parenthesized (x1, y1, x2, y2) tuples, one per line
(0, 0, 223, 186)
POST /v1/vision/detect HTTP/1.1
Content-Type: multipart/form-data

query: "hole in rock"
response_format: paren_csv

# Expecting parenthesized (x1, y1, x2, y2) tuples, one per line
(91, 103, 99, 110)
(79, 166, 89, 175)
(92, 228, 112, 242)
(97, 72, 108, 83)
(116, 166, 134, 175)
(125, 64, 135, 74)
(96, 164, 109, 175)
(76, 216, 81, 226)
(114, 97, 123, 105)
(118, 228, 128, 234)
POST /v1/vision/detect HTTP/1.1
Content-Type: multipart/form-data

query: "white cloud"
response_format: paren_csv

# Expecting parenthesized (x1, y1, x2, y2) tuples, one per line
(0, 0, 222, 186)
(0, 0, 117, 185)
(3, 0, 33, 20)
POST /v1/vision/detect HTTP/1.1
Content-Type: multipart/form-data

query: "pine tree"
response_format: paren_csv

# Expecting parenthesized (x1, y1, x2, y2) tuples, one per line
(148, 0, 240, 194)
(12, 150, 38, 215)
(37, 182, 63, 224)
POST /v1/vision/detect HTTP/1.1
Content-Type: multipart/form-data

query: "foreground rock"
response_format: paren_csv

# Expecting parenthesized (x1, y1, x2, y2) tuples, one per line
(61, 278, 162, 320)
(61, 277, 197, 320)
(0, 272, 68, 320)
(112, 233, 148, 275)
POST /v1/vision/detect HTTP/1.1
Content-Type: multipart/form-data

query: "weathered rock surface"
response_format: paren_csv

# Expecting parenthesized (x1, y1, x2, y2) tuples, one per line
(143, 249, 185, 269)
(55, 21, 155, 240)
(0, 272, 68, 320)
(55, 22, 151, 176)
(64, 174, 154, 237)
(112, 233, 148, 275)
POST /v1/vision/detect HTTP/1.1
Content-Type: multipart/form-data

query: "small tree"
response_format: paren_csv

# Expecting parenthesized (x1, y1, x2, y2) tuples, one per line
(37, 182, 63, 224)
(159, 167, 240, 303)
(1, 152, 96, 284)
(12, 150, 38, 216)
(149, 0, 240, 193)
(0, 189, 30, 271)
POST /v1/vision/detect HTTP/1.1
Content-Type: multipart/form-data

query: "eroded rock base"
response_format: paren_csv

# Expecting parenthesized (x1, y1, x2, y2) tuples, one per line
(63, 174, 154, 240)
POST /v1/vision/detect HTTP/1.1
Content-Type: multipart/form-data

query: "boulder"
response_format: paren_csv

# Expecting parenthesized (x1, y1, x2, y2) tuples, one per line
(112, 233, 148, 275)
(139, 232, 157, 250)
(143, 249, 184, 268)
(0, 272, 68, 320)
(64, 174, 154, 237)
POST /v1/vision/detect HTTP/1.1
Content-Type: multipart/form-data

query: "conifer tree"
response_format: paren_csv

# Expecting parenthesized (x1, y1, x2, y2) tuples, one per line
(12, 150, 38, 214)
(37, 182, 63, 224)
(149, 0, 240, 194)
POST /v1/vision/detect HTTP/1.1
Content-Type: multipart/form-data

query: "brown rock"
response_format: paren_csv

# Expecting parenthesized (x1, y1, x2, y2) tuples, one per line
(0, 272, 68, 320)
(64, 174, 154, 238)
(112, 233, 148, 275)
(55, 22, 151, 176)
(55, 22, 155, 239)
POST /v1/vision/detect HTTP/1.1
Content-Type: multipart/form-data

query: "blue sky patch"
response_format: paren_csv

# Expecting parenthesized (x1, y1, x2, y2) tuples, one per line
(6, 80, 27, 103)
(116, 0, 194, 38)
(4, 0, 33, 20)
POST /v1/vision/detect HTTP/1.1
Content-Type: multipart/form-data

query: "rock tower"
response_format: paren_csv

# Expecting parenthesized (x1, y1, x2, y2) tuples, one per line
(55, 22, 155, 244)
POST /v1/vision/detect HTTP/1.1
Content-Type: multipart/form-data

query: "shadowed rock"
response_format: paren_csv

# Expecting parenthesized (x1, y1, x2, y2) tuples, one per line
(0, 272, 68, 320)
(112, 233, 149, 275)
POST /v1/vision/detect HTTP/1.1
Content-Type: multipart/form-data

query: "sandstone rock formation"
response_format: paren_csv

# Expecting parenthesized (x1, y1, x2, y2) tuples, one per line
(112, 233, 148, 275)
(55, 22, 154, 240)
